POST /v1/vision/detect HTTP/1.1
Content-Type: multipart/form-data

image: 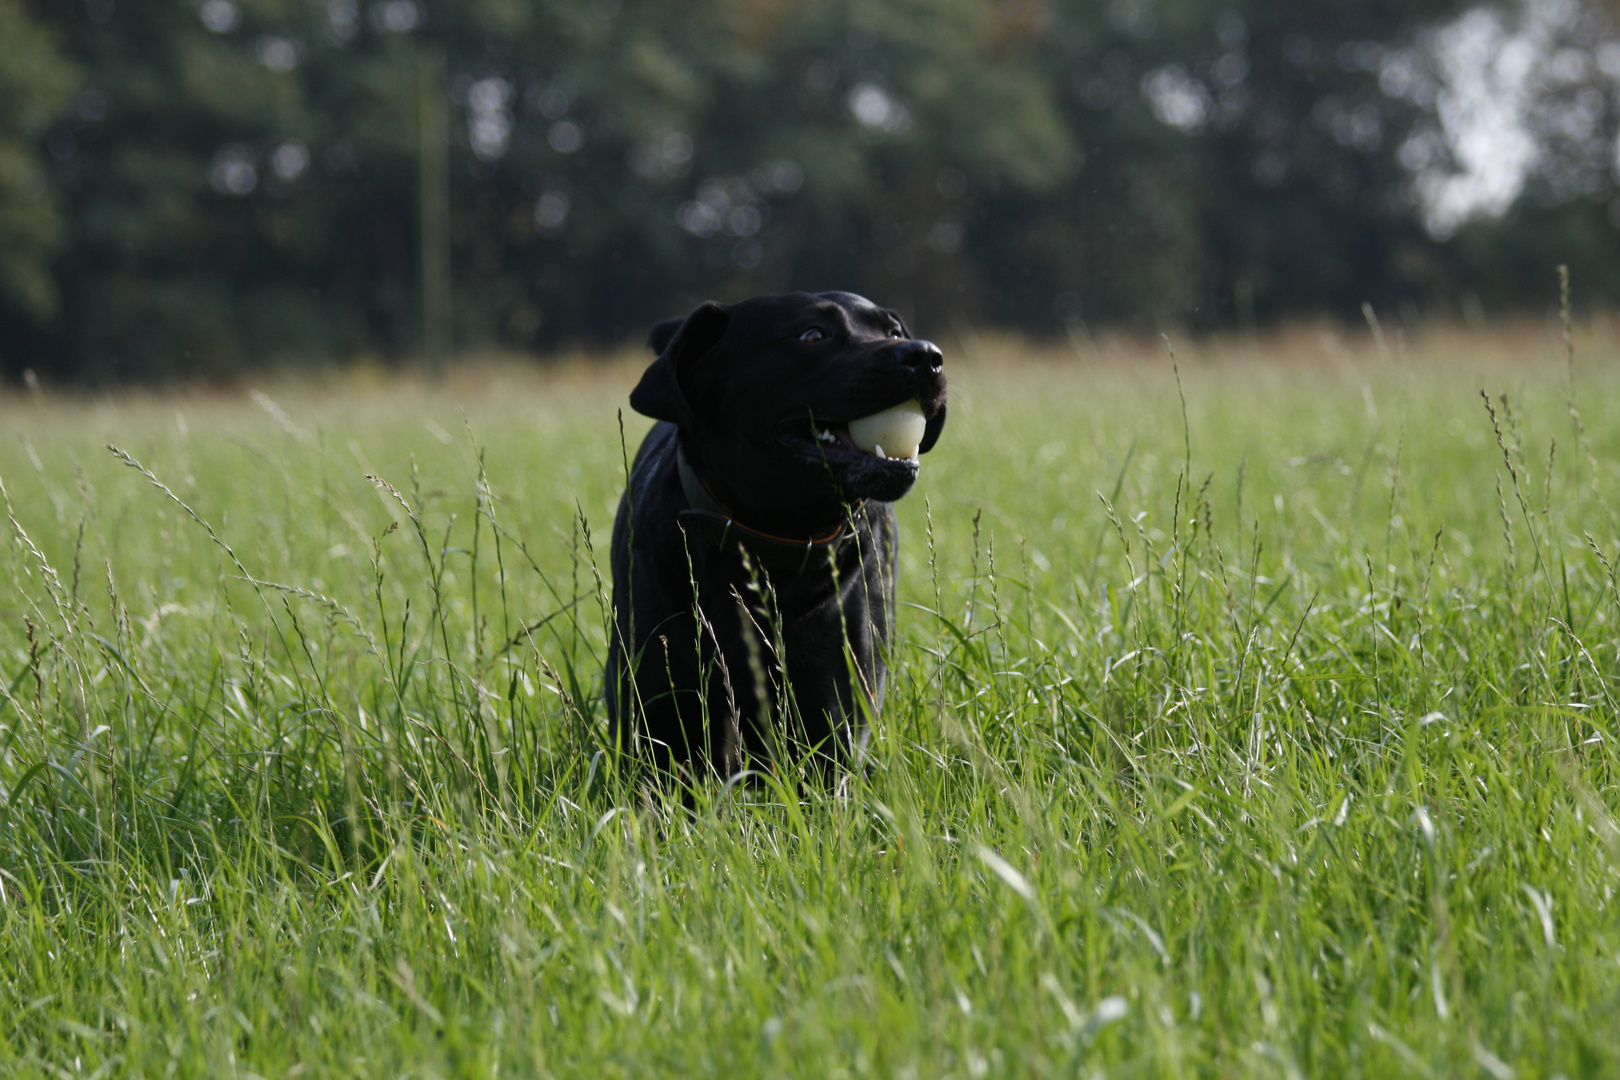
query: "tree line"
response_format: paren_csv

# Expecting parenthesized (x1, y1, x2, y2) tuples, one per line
(3, 0, 1620, 384)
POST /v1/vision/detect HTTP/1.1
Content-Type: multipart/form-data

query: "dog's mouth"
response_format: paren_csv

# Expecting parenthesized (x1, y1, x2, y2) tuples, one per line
(781, 399, 928, 468)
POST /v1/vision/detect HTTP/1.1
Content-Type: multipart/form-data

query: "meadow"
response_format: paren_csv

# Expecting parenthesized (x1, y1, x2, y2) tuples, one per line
(2, 318, 1619, 1078)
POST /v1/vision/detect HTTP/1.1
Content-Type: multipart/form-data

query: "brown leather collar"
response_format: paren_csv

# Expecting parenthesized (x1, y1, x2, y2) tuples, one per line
(676, 442, 859, 572)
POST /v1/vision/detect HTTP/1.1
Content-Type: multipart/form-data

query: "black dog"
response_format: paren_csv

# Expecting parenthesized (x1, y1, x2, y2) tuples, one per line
(606, 291, 946, 779)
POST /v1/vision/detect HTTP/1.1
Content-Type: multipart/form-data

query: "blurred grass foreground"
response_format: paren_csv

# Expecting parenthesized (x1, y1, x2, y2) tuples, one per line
(3, 321, 1620, 1076)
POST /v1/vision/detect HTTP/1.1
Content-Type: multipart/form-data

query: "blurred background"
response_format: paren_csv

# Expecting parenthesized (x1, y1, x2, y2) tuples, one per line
(3, 0, 1620, 386)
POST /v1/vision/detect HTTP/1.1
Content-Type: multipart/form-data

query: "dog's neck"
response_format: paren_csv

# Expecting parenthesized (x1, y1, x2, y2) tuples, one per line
(675, 442, 859, 571)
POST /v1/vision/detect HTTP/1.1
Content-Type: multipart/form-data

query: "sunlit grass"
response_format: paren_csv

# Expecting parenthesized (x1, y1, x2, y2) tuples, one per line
(2, 324, 1619, 1078)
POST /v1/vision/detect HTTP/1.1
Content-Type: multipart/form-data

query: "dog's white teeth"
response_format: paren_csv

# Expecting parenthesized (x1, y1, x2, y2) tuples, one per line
(874, 444, 884, 459)
(816, 428, 837, 443)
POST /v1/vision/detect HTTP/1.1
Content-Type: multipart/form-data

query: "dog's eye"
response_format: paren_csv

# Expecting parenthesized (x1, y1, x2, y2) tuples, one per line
(889, 328, 906, 340)
(799, 327, 825, 343)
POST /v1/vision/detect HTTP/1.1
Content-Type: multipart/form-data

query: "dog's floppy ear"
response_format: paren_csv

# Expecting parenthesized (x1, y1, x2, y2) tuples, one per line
(629, 302, 729, 429)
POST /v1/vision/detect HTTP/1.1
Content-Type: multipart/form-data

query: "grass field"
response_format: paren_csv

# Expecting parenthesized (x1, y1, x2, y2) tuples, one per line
(3, 320, 1620, 1078)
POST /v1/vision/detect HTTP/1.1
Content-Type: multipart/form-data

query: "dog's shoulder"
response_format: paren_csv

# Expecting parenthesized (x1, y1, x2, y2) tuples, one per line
(620, 421, 685, 540)
(628, 417, 680, 482)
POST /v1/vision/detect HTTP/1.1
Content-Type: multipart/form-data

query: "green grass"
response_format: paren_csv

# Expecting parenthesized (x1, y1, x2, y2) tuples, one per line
(3, 328, 1619, 1078)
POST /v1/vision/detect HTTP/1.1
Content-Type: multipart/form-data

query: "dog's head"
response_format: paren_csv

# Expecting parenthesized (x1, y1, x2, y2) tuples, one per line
(631, 291, 947, 532)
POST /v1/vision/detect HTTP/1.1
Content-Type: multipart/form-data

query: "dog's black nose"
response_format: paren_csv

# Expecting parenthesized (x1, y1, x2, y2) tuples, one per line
(891, 339, 943, 371)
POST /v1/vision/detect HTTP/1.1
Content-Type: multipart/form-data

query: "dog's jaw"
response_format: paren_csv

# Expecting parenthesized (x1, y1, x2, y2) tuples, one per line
(777, 419, 924, 504)
(835, 452, 922, 504)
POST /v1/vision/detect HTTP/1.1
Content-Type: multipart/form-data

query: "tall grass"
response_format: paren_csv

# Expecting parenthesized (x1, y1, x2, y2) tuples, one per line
(2, 328, 1618, 1078)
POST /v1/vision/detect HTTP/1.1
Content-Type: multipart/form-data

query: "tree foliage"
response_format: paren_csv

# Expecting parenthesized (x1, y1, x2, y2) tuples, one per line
(3, 0, 1619, 383)
(0, 0, 78, 322)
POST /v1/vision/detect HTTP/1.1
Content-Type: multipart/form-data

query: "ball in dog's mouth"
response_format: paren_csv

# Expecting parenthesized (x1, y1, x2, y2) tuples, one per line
(848, 399, 926, 461)
(805, 399, 927, 462)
